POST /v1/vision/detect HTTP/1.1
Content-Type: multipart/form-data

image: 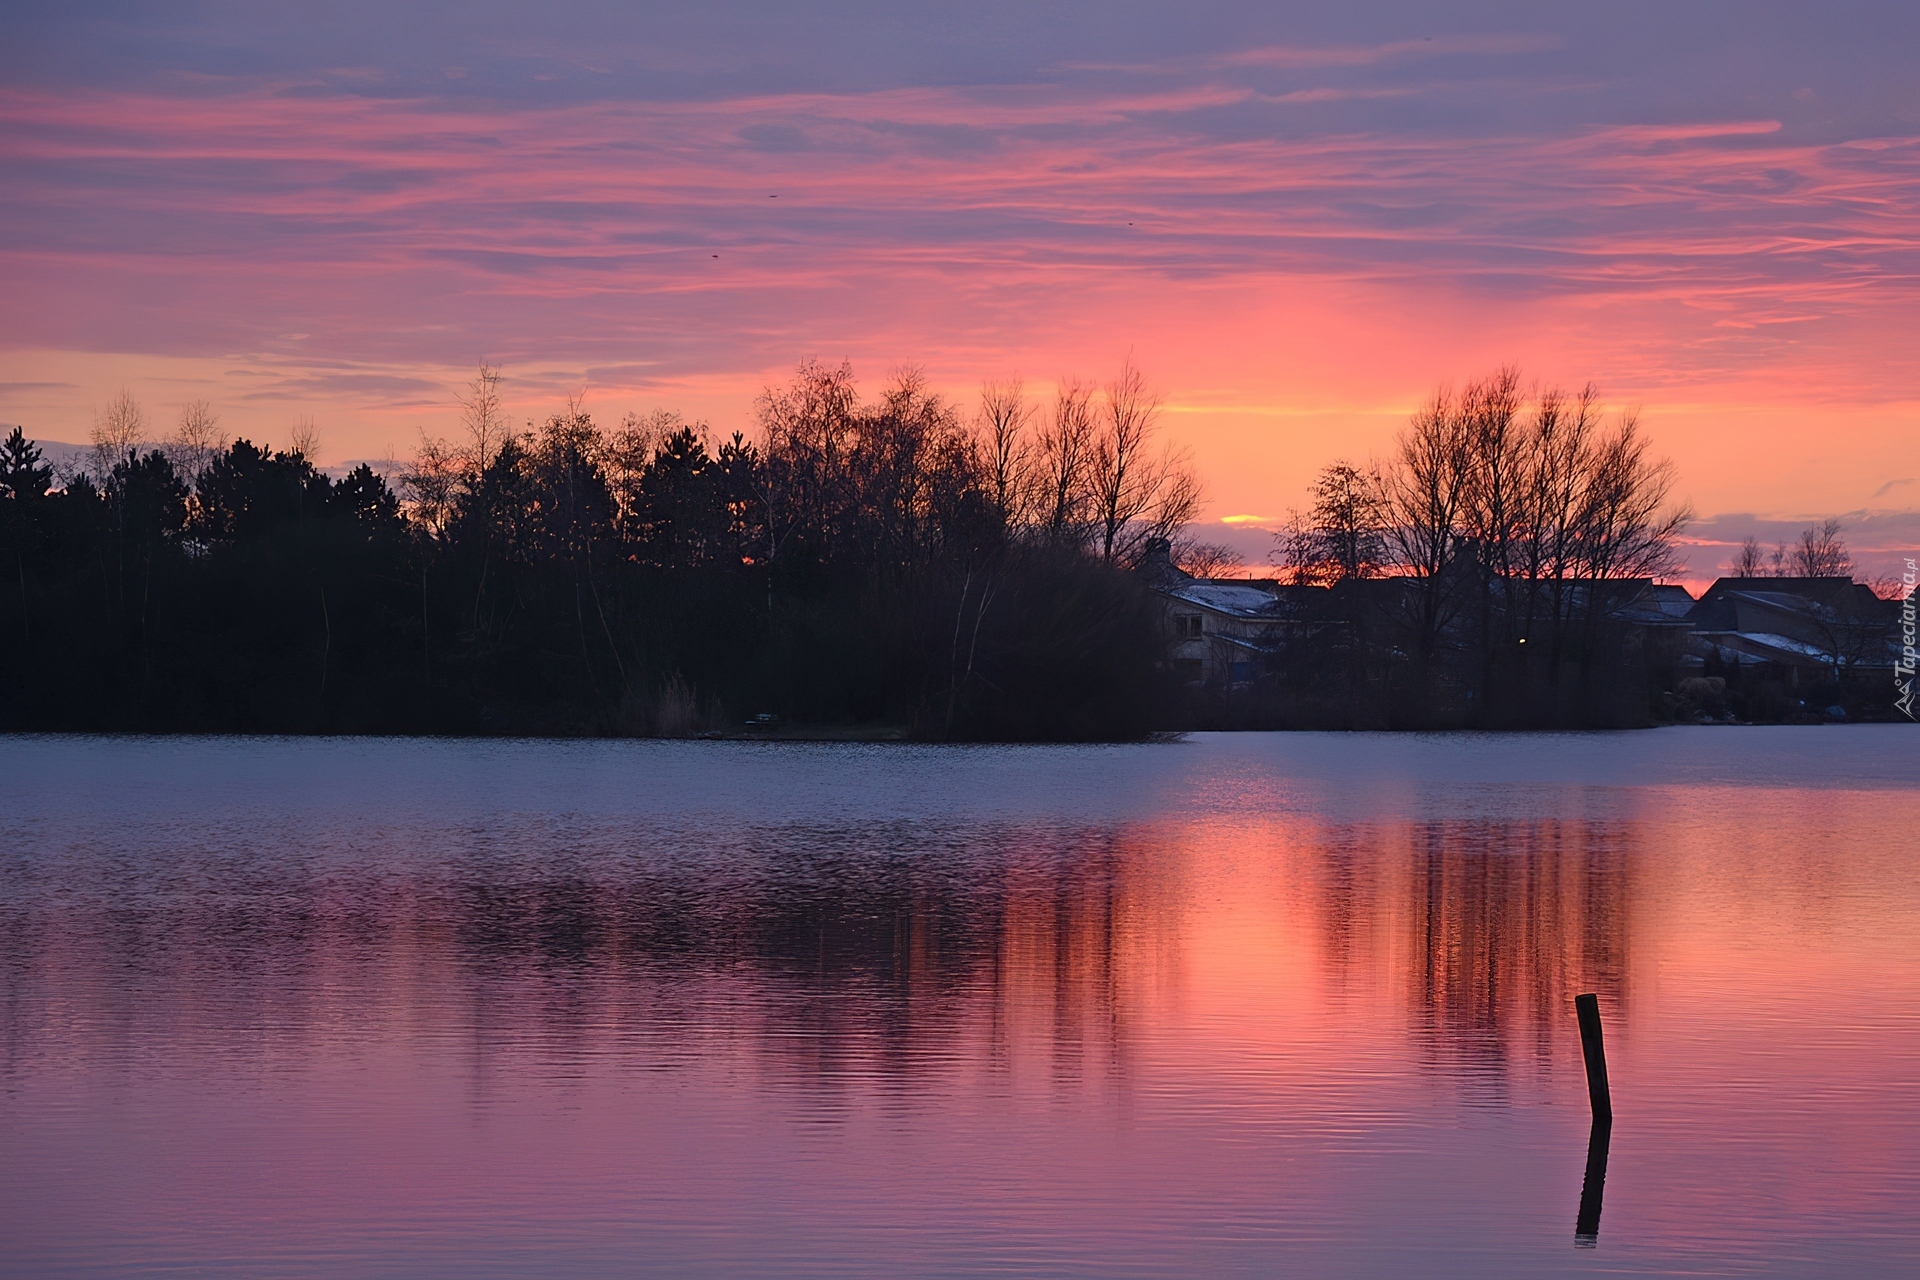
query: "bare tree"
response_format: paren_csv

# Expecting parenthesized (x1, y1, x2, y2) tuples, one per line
(399, 434, 463, 534)
(1791, 517, 1852, 577)
(1521, 384, 1600, 661)
(1290, 462, 1389, 584)
(1381, 389, 1474, 662)
(167, 400, 226, 486)
(1574, 412, 1692, 583)
(1799, 579, 1893, 677)
(89, 388, 146, 483)
(1036, 377, 1096, 543)
(1458, 366, 1527, 588)
(1731, 536, 1767, 577)
(287, 416, 321, 463)
(754, 358, 864, 581)
(457, 360, 509, 473)
(604, 408, 679, 533)
(1173, 538, 1236, 577)
(752, 358, 987, 589)
(1376, 372, 1691, 706)
(978, 377, 1034, 527)
(1088, 356, 1189, 564)
(1271, 518, 1320, 586)
(539, 391, 599, 471)
(1867, 574, 1906, 601)
(854, 366, 970, 569)
(1136, 460, 1201, 562)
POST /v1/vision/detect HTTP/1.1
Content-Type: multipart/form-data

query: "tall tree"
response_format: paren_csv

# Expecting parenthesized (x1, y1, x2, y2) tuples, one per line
(0, 429, 53, 645)
(978, 377, 1034, 529)
(457, 360, 509, 474)
(89, 389, 145, 485)
(1791, 518, 1852, 577)
(1382, 389, 1473, 664)
(1036, 378, 1095, 544)
(167, 400, 225, 487)
(1088, 357, 1196, 565)
(1277, 462, 1389, 585)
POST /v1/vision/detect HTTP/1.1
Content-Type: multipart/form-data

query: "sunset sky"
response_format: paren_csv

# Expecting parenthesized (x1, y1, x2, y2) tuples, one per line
(3, 2, 1917, 578)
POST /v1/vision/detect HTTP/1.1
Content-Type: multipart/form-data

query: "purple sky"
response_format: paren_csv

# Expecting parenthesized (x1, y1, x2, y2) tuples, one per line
(3, 1, 1917, 577)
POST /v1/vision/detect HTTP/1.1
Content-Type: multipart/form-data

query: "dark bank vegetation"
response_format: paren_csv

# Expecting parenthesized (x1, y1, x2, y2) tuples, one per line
(0, 360, 1198, 738)
(7, 359, 1887, 736)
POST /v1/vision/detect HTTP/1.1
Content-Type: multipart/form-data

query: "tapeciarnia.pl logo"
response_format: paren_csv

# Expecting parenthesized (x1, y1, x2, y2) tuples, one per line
(1897, 557, 1917, 721)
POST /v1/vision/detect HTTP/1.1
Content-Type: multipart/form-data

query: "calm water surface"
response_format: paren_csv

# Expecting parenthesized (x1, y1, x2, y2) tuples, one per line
(2, 729, 1916, 1277)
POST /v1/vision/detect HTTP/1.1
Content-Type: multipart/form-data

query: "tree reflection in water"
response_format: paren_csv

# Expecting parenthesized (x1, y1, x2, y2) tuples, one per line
(5, 733, 1919, 1278)
(4, 811, 1640, 1107)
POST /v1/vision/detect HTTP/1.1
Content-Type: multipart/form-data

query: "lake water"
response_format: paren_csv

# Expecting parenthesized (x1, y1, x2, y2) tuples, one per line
(2, 729, 1916, 1278)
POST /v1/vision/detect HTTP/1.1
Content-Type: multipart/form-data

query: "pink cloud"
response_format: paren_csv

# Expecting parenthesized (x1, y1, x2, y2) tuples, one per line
(1, 67, 1916, 531)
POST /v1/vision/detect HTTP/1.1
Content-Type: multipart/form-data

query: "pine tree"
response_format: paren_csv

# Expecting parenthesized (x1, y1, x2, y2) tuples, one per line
(0, 428, 53, 502)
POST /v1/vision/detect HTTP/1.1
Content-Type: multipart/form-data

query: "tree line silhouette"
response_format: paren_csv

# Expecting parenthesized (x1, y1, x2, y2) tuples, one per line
(0, 360, 1196, 737)
(5, 358, 1786, 735)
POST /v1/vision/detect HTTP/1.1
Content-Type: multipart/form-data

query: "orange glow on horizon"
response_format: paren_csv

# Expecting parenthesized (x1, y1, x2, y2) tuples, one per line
(2, 71, 1916, 578)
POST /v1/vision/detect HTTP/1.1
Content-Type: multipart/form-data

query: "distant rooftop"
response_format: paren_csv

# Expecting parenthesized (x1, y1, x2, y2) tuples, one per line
(1160, 581, 1287, 619)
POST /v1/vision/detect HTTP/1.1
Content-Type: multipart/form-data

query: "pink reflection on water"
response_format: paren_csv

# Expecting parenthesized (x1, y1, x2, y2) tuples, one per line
(1, 733, 1917, 1277)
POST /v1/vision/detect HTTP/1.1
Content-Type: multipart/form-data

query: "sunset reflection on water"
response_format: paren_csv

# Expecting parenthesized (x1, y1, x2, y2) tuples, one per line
(2, 732, 1915, 1277)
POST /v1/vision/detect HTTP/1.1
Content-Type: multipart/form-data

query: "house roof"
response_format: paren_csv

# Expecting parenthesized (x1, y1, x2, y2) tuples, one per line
(1610, 582, 1697, 627)
(1648, 584, 1697, 618)
(1716, 631, 1833, 663)
(1698, 576, 1856, 601)
(1686, 584, 1883, 632)
(1689, 627, 1902, 670)
(1160, 581, 1289, 619)
(1688, 576, 1886, 629)
(1729, 589, 1836, 616)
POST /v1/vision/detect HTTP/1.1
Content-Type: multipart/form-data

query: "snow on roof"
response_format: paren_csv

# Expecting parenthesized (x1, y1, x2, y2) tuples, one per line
(1649, 584, 1696, 617)
(1725, 590, 1837, 620)
(1160, 581, 1286, 619)
(1732, 631, 1834, 659)
(1691, 629, 1841, 666)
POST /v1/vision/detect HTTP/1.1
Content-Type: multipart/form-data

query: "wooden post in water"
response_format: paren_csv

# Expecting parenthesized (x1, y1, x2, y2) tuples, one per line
(1573, 993, 1614, 1245)
(1574, 993, 1612, 1123)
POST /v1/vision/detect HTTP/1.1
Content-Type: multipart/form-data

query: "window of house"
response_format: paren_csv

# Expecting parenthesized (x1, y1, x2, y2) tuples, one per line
(1178, 615, 1203, 638)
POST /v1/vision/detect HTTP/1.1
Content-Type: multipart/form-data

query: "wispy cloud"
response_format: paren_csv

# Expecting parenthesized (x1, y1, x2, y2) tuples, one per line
(2, 6, 1918, 525)
(1063, 32, 1563, 75)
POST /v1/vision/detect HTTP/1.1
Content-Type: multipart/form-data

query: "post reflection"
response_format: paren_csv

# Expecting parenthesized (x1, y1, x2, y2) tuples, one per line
(1576, 1117, 1612, 1245)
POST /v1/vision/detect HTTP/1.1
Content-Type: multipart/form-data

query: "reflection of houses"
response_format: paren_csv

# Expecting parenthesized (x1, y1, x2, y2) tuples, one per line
(1683, 577, 1898, 681)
